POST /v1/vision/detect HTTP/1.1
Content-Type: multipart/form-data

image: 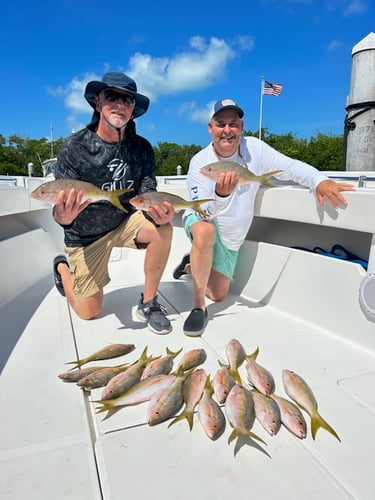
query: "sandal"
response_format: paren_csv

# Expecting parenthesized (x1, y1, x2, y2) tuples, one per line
(53, 255, 69, 296)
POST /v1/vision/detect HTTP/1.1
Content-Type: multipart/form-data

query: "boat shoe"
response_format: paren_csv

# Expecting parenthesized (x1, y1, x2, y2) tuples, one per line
(136, 293, 172, 335)
(183, 308, 208, 337)
(53, 255, 69, 297)
(173, 254, 190, 279)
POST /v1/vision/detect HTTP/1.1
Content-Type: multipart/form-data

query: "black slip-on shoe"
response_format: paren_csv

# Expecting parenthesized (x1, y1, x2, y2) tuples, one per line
(53, 255, 69, 297)
(183, 308, 208, 337)
(173, 254, 190, 280)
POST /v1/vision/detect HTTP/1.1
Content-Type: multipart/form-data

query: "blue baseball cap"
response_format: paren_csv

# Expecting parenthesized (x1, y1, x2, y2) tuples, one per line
(211, 98, 244, 119)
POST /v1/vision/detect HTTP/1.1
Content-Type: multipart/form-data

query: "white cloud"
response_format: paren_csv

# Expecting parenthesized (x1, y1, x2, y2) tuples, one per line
(50, 36, 253, 130)
(343, 0, 366, 16)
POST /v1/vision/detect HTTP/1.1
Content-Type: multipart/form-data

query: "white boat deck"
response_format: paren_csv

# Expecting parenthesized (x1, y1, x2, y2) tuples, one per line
(1, 177, 374, 500)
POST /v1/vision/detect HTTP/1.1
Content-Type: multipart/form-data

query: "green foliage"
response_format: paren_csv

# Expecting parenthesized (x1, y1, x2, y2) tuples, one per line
(0, 131, 344, 177)
(244, 128, 344, 171)
(0, 135, 64, 176)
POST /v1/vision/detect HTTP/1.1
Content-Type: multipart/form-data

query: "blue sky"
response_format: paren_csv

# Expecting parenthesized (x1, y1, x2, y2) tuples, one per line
(1, 0, 373, 147)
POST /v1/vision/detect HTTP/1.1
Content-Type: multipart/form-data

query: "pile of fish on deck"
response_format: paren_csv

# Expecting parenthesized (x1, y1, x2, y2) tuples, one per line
(58, 338, 341, 446)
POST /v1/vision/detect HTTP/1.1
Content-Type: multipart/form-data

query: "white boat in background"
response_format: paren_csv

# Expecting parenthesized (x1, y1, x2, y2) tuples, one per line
(1, 173, 374, 500)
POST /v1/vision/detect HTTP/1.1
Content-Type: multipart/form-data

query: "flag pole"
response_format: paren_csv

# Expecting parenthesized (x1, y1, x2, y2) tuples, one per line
(258, 76, 264, 140)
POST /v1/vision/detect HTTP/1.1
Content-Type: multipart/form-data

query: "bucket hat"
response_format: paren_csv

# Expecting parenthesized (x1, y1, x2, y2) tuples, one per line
(85, 72, 150, 118)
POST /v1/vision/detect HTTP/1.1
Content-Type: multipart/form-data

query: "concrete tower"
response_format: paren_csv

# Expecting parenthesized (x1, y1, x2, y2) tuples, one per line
(345, 32, 375, 171)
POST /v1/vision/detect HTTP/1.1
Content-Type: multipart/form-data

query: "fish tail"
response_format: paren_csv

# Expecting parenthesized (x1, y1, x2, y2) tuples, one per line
(246, 346, 259, 361)
(166, 347, 183, 358)
(259, 169, 283, 187)
(93, 399, 115, 414)
(244, 429, 267, 445)
(230, 368, 242, 385)
(228, 429, 240, 445)
(65, 360, 86, 369)
(108, 192, 128, 213)
(311, 411, 341, 442)
(191, 199, 212, 217)
(168, 409, 193, 430)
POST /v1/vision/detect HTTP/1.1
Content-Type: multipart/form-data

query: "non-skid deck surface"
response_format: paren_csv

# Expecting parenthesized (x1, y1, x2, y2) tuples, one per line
(70, 247, 374, 500)
(1, 240, 374, 500)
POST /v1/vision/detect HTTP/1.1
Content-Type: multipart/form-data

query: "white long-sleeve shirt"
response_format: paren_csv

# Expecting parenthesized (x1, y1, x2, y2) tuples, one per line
(183, 136, 328, 251)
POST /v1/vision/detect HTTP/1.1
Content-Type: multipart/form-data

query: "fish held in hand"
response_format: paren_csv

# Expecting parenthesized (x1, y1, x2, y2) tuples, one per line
(270, 394, 307, 439)
(129, 191, 213, 217)
(225, 384, 266, 446)
(199, 161, 282, 187)
(168, 368, 207, 431)
(30, 178, 133, 213)
(197, 376, 226, 441)
(65, 343, 135, 369)
(282, 369, 341, 442)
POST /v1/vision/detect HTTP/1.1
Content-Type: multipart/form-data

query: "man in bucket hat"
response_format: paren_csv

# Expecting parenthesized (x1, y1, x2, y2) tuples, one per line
(52, 72, 174, 334)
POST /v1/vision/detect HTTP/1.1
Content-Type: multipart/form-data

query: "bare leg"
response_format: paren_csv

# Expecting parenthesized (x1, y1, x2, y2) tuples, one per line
(136, 221, 173, 302)
(57, 262, 103, 320)
(189, 221, 231, 307)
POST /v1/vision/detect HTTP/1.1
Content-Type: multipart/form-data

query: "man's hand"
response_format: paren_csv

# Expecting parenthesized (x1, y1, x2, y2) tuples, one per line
(147, 201, 175, 225)
(316, 179, 355, 208)
(54, 188, 91, 225)
(215, 171, 240, 197)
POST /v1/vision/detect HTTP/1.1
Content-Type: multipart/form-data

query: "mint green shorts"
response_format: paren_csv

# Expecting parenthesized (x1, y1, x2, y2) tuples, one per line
(183, 213, 239, 280)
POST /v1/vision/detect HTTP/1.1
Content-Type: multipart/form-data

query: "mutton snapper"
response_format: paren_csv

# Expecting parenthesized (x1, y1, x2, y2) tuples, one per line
(30, 178, 133, 213)
(282, 369, 341, 442)
(199, 160, 282, 187)
(129, 191, 213, 217)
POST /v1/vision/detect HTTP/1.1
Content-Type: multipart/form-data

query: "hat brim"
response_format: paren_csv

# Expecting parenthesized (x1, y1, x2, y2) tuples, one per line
(84, 81, 149, 118)
(212, 105, 244, 119)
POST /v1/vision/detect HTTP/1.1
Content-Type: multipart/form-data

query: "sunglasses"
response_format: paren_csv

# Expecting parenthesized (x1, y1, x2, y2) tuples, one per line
(101, 89, 135, 106)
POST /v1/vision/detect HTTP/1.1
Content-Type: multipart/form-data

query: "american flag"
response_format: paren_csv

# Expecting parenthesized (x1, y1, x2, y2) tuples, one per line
(263, 80, 283, 96)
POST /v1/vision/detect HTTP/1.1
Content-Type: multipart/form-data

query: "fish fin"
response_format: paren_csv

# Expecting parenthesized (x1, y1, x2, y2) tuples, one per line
(311, 411, 341, 442)
(230, 368, 242, 385)
(92, 399, 115, 414)
(259, 170, 283, 188)
(244, 429, 267, 445)
(108, 193, 128, 213)
(228, 429, 239, 445)
(192, 199, 213, 217)
(166, 347, 183, 358)
(65, 360, 86, 369)
(246, 346, 259, 361)
(168, 409, 194, 431)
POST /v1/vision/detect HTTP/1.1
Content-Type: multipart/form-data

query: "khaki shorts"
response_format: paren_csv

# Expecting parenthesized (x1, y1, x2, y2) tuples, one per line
(65, 210, 149, 299)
